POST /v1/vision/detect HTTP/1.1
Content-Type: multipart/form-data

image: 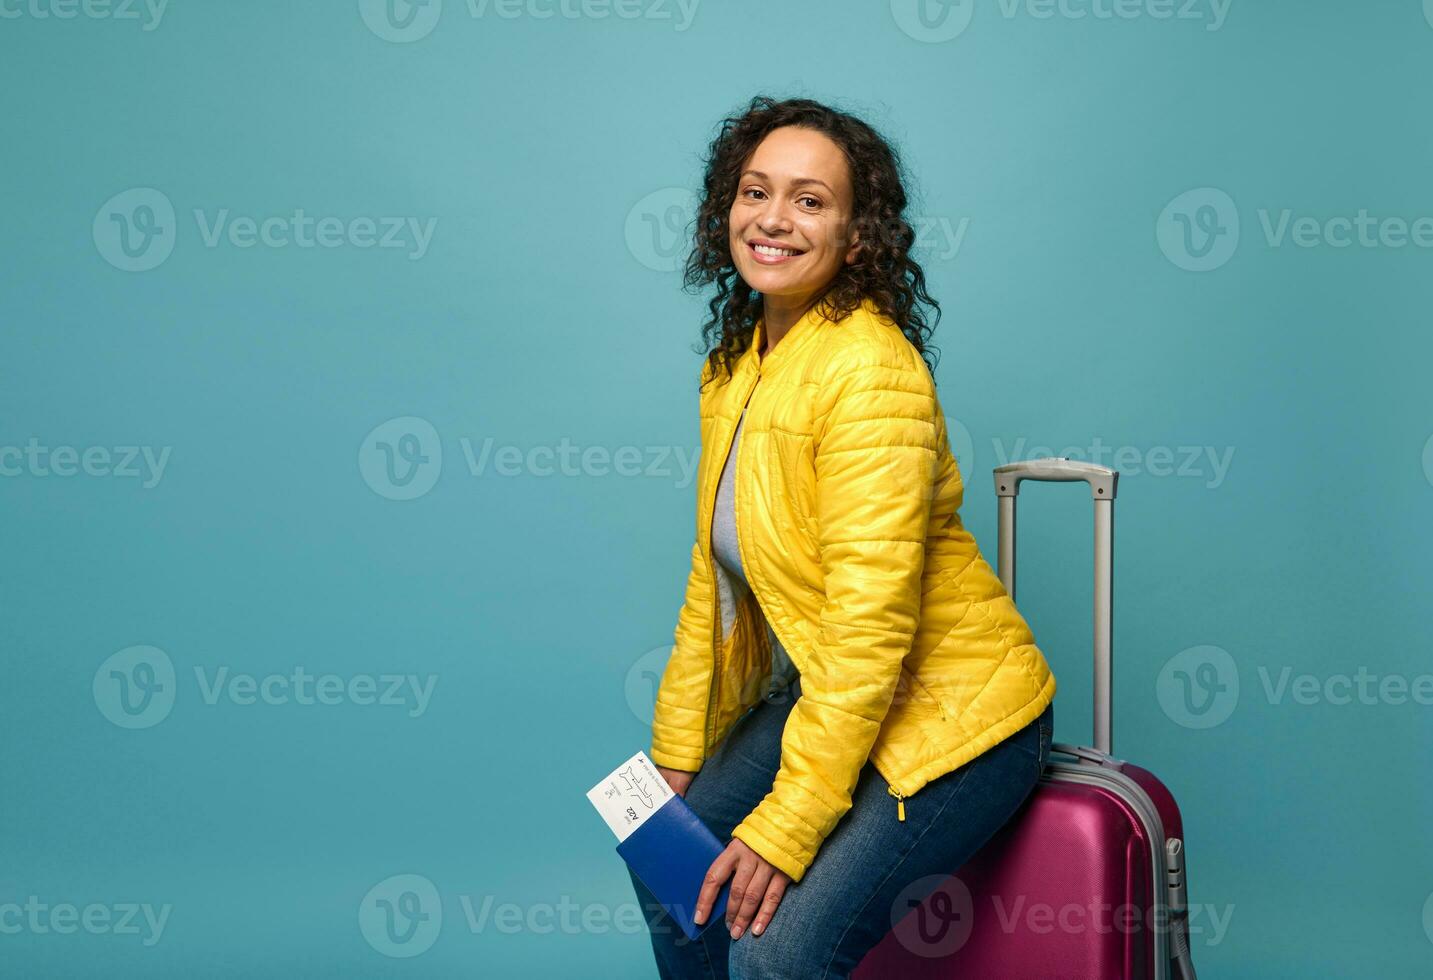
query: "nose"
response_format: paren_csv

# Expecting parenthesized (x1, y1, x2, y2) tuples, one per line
(756, 196, 794, 235)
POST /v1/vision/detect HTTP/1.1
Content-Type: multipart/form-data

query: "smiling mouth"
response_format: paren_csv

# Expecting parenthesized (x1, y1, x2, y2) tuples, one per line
(749, 242, 805, 258)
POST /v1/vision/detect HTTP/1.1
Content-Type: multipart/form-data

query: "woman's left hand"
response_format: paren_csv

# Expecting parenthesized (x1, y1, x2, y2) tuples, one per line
(694, 837, 790, 939)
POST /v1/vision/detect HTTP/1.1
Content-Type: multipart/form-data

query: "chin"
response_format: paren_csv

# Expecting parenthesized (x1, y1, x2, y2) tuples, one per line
(737, 264, 793, 291)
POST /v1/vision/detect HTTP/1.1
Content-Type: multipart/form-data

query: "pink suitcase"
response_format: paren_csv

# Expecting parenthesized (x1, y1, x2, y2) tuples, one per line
(855, 458, 1198, 980)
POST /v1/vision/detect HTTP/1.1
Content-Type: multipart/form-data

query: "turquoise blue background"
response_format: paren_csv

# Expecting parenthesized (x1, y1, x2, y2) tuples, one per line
(3, 1, 1430, 976)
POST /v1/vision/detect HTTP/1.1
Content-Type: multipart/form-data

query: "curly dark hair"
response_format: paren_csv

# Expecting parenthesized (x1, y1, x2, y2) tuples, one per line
(684, 95, 942, 390)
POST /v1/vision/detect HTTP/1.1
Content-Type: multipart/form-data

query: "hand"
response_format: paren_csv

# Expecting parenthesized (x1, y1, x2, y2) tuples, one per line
(656, 765, 695, 798)
(694, 837, 790, 940)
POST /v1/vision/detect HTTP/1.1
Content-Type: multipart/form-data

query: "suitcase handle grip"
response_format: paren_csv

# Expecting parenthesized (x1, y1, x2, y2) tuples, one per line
(993, 457, 1117, 754)
(994, 457, 1118, 499)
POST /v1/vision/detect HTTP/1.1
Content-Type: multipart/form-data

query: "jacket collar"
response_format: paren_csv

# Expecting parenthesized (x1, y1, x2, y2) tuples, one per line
(745, 299, 840, 378)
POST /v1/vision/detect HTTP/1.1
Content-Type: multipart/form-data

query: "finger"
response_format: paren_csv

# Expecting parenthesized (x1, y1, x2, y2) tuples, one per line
(725, 856, 758, 934)
(752, 876, 788, 936)
(730, 862, 769, 939)
(694, 851, 733, 926)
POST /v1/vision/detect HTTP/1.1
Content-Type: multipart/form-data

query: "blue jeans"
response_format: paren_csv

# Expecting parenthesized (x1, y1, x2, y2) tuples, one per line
(630, 677, 1054, 979)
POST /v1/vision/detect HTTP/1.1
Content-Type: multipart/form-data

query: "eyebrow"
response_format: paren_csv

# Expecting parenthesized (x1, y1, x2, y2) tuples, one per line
(740, 170, 835, 195)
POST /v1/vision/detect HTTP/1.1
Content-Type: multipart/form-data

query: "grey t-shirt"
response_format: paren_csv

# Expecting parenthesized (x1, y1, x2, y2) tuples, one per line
(711, 408, 798, 699)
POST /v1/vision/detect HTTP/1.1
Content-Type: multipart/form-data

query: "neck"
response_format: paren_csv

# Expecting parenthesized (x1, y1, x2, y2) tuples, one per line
(760, 292, 822, 355)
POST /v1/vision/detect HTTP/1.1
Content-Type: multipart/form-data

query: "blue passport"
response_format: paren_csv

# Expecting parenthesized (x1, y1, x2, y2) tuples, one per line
(617, 791, 732, 940)
(588, 751, 731, 941)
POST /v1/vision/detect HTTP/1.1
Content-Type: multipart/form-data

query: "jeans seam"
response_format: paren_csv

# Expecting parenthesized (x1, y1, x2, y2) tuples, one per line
(819, 765, 975, 978)
(694, 926, 718, 980)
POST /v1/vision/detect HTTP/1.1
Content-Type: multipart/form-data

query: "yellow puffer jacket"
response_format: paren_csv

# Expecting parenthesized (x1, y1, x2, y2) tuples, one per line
(649, 295, 1056, 883)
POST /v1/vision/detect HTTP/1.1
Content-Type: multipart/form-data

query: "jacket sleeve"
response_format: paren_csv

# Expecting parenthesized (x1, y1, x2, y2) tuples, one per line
(649, 358, 718, 772)
(649, 537, 715, 772)
(729, 342, 939, 882)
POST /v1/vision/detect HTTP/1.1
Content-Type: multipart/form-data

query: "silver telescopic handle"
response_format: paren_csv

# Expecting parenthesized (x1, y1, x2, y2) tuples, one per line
(994, 458, 1118, 755)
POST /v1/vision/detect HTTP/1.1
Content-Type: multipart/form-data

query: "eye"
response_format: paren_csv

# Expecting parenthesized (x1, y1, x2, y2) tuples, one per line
(742, 187, 767, 201)
(799, 195, 822, 209)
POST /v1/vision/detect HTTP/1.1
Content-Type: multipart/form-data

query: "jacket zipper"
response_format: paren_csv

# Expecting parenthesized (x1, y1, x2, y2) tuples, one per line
(888, 786, 906, 822)
(702, 363, 763, 755)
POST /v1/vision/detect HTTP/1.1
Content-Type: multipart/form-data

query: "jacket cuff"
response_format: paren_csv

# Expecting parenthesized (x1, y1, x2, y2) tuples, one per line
(648, 743, 705, 773)
(730, 806, 817, 883)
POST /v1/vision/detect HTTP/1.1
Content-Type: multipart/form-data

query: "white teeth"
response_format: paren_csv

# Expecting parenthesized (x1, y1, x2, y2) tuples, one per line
(754, 243, 799, 257)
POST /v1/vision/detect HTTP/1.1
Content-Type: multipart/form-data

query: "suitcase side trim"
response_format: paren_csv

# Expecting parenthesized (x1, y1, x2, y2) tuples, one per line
(1043, 758, 1171, 979)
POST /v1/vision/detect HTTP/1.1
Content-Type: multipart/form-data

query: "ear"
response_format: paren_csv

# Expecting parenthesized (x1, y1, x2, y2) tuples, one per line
(844, 230, 862, 265)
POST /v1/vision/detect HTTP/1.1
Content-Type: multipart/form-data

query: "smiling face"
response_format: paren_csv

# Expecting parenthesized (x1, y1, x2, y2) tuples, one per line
(728, 125, 861, 307)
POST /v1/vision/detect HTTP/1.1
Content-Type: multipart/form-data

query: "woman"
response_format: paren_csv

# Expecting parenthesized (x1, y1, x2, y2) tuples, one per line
(634, 95, 1057, 980)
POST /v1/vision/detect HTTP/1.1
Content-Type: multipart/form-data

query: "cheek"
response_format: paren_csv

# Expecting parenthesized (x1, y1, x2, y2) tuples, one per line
(729, 210, 754, 247)
(799, 217, 842, 257)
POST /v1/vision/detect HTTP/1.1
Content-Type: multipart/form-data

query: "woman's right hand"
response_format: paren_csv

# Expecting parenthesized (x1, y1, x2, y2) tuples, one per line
(656, 765, 695, 798)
